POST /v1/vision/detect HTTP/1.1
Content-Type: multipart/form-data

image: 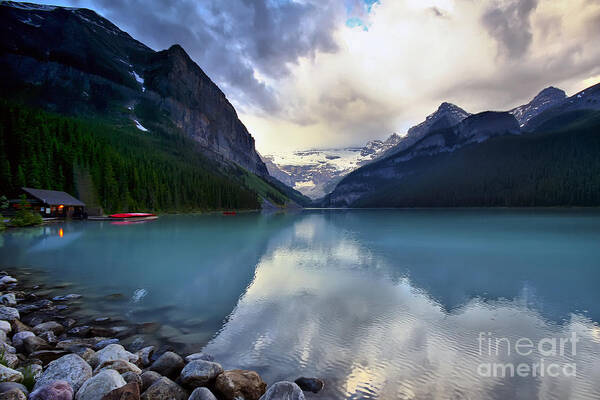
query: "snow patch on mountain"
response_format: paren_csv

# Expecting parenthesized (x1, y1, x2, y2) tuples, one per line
(509, 87, 566, 127)
(264, 133, 402, 199)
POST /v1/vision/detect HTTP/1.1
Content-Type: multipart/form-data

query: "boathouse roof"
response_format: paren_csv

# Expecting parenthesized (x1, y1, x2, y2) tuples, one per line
(22, 187, 85, 207)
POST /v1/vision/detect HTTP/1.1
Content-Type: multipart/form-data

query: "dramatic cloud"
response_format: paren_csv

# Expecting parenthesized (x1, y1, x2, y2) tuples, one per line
(34, 0, 600, 152)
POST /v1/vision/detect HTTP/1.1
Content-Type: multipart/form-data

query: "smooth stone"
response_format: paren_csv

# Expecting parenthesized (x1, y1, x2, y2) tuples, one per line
(0, 320, 11, 334)
(140, 377, 186, 400)
(0, 389, 26, 400)
(140, 371, 162, 392)
(0, 365, 23, 382)
(34, 354, 92, 393)
(92, 344, 138, 369)
(52, 294, 82, 302)
(11, 331, 34, 350)
(30, 381, 74, 400)
(121, 372, 142, 390)
(69, 347, 96, 364)
(101, 382, 139, 400)
(29, 350, 70, 365)
(1, 353, 18, 368)
(188, 387, 218, 400)
(0, 294, 16, 307)
(75, 369, 126, 400)
(0, 342, 16, 354)
(180, 360, 223, 388)
(294, 377, 324, 394)
(135, 346, 154, 367)
(0, 383, 28, 397)
(184, 353, 214, 363)
(33, 321, 65, 336)
(148, 351, 184, 378)
(95, 360, 142, 375)
(23, 335, 51, 353)
(38, 330, 58, 344)
(0, 330, 6, 343)
(11, 321, 30, 333)
(0, 307, 19, 321)
(94, 339, 120, 351)
(156, 325, 182, 339)
(0, 277, 17, 284)
(214, 370, 267, 400)
(68, 326, 91, 337)
(259, 382, 305, 400)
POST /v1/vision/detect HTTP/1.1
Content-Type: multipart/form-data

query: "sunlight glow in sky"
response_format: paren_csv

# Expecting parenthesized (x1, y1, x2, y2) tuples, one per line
(30, 0, 600, 153)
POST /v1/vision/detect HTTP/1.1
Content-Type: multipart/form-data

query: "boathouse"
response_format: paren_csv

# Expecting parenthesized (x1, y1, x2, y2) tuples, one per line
(17, 187, 86, 218)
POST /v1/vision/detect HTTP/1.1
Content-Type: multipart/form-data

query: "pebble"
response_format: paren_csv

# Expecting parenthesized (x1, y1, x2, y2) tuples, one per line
(148, 351, 184, 379)
(30, 381, 74, 400)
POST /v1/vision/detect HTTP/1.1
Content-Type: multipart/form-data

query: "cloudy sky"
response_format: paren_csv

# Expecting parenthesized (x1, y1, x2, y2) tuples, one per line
(34, 0, 600, 153)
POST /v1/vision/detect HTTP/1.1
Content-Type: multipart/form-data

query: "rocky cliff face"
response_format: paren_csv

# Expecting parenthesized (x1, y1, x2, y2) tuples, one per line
(0, 1, 268, 177)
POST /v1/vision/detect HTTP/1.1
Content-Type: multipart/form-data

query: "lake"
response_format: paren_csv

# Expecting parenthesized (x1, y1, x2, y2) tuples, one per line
(1, 210, 600, 399)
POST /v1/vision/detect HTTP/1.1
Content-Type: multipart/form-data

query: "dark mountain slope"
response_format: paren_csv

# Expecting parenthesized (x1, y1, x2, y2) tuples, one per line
(323, 110, 600, 207)
(0, 1, 267, 177)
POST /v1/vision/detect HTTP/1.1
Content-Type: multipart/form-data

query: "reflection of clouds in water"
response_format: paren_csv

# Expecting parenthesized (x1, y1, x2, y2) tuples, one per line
(204, 218, 600, 400)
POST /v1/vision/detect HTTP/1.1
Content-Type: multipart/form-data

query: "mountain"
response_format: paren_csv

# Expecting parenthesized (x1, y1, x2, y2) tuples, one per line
(385, 102, 471, 158)
(523, 83, 600, 132)
(0, 1, 309, 210)
(509, 86, 566, 127)
(322, 84, 600, 208)
(0, 1, 268, 176)
(263, 133, 402, 199)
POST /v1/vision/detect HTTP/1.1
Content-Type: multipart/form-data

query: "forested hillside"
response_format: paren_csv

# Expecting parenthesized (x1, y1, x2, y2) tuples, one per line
(0, 102, 265, 212)
(326, 110, 600, 207)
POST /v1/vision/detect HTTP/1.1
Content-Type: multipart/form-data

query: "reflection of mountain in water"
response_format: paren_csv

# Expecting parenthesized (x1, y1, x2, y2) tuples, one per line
(204, 211, 600, 399)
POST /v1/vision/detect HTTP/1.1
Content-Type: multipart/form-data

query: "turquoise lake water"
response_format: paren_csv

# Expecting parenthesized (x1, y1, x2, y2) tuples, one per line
(1, 210, 600, 399)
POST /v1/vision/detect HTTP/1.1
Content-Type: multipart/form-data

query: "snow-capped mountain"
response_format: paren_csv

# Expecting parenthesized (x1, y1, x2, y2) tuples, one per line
(263, 133, 402, 199)
(509, 87, 566, 127)
(384, 102, 470, 157)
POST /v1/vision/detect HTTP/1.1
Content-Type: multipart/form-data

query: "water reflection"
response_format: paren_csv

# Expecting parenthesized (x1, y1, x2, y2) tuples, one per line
(204, 211, 600, 399)
(1, 211, 599, 399)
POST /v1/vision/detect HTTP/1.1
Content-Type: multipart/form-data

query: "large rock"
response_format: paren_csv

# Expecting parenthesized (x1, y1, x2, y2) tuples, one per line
(189, 387, 218, 400)
(180, 360, 223, 388)
(0, 320, 11, 334)
(75, 369, 126, 400)
(0, 383, 28, 397)
(34, 354, 92, 393)
(140, 371, 161, 392)
(0, 294, 16, 307)
(0, 365, 23, 382)
(0, 276, 17, 285)
(11, 331, 34, 350)
(135, 347, 154, 367)
(121, 372, 142, 390)
(95, 359, 142, 375)
(294, 377, 323, 393)
(148, 351, 184, 378)
(184, 353, 214, 363)
(0, 389, 26, 400)
(140, 377, 186, 400)
(91, 345, 138, 369)
(29, 350, 70, 365)
(23, 335, 51, 353)
(259, 382, 304, 400)
(33, 321, 65, 336)
(11, 321, 30, 333)
(214, 370, 266, 400)
(0, 307, 19, 322)
(1, 353, 18, 369)
(101, 382, 139, 400)
(30, 380, 74, 400)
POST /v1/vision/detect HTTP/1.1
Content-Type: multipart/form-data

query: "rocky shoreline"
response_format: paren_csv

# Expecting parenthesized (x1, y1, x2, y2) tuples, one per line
(0, 270, 324, 400)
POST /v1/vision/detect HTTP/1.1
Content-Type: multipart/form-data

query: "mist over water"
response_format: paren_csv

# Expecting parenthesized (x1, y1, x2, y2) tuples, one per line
(1, 210, 599, 399)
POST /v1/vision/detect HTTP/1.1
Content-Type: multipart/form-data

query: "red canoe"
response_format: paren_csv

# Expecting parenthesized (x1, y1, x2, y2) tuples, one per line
(223, 211, 236, 215)
(109, 213, 156, 218)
